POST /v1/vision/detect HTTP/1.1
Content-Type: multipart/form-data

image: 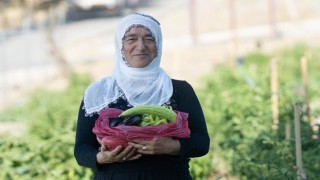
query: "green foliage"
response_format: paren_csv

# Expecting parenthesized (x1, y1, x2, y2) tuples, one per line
(198, 43, 320, 179)
(190, 153, 213, 180)
(0, 73, 93, 180)
(1, 43, 320, 179)
(0, 72, 212, 179)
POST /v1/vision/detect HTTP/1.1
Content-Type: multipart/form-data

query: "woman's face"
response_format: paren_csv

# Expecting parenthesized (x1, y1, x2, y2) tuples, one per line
(122, 27, 157, 68)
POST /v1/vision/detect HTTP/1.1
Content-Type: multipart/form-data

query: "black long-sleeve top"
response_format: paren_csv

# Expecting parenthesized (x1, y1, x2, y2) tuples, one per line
(74, 79, 210, 179)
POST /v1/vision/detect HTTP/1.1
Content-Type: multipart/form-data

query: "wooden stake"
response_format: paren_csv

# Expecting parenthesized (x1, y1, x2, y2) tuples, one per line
(294, 103, 307, 180)
(271, 58, 279, 131)
(285, 123, 291, 140)
(300, 56, 311, 122)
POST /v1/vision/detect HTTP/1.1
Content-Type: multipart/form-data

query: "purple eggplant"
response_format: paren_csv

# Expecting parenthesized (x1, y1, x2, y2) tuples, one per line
(109, 117, 125, 127)
(124, 115, 143, 126)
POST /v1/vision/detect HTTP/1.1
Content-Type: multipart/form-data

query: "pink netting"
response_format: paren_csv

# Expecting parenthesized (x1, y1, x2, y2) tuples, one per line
(92, 108, 190, 150)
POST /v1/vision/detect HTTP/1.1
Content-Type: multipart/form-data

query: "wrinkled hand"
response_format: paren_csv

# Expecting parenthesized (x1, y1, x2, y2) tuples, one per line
(96, 144, 142, 164)
(128, 137, 180, 155)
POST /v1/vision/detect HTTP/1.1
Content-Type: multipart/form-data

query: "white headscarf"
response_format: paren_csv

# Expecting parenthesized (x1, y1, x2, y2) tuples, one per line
(83, 13, 173, 115)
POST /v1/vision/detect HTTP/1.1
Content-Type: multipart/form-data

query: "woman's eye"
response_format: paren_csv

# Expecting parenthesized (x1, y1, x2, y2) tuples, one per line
(125, 37, 137, 42)
(145, 38, 155, 42)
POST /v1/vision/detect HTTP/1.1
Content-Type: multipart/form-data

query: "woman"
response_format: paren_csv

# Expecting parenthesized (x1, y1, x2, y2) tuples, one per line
(74, 13, 210, 180)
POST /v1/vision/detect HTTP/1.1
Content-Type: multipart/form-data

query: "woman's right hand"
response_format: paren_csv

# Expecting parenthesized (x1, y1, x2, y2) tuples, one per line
(96, 144, 142, 164)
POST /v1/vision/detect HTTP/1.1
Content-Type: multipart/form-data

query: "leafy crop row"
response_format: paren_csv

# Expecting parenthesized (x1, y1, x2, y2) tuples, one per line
(198, 43, 320, 179)
(1, 43, 319, 179)
(0, 73, 93, 180)
(0, 73, 211, 179)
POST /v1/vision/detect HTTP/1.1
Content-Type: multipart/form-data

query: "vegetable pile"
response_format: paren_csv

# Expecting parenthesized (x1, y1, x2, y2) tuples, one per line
(92, 106, 190, 150)
(109, 105, 177, 127)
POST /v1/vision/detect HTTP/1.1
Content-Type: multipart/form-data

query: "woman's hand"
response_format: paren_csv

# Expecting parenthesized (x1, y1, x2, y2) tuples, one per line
(96, 144, 142, 164)
(128, 137, 181, 155)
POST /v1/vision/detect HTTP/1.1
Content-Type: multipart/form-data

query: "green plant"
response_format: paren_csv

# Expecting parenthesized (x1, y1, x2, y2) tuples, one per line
(199, 43, 320, 179)
(0, 73, 93, 180)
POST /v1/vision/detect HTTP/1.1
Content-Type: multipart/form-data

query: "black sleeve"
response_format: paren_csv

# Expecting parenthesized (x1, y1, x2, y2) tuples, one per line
(74, 100, 100, 170)
(174, 80, 210, 158)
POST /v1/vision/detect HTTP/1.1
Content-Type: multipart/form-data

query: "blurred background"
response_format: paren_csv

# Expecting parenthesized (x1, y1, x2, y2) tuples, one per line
(1, 0, 320, 108)
(0, 0, 320, 179)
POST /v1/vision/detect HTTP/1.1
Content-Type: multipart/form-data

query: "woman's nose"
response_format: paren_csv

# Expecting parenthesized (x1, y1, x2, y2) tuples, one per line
(136, 39, 146, 50)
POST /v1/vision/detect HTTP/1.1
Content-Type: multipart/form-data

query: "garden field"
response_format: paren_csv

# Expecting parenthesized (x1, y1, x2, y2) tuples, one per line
(0, 43, 319, 179)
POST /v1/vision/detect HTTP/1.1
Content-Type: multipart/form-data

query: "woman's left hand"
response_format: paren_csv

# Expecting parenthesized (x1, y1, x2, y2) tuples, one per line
(128, 137, 180, 155)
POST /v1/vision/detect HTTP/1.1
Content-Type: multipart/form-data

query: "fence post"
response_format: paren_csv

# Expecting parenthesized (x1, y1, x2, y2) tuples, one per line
(300, 56, 310, 122)
(294, 102, 307, 180)
(271, 58, 279, 131)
